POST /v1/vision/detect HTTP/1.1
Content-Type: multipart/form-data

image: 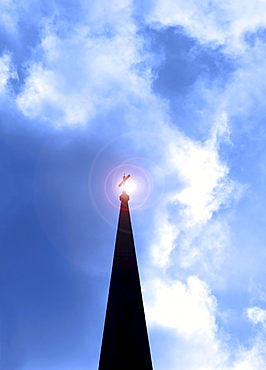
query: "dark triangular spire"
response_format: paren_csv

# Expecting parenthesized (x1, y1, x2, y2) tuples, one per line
(98, 192, 153, 370)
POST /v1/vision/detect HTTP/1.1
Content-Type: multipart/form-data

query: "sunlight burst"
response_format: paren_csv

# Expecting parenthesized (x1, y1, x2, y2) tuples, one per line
(124, 178, 137, 194)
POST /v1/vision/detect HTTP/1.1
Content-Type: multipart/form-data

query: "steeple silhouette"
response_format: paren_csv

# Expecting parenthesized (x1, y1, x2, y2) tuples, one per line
(98, 180, 153, 370)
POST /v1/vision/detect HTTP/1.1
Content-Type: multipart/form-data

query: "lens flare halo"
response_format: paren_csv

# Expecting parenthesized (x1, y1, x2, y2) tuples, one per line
(104, 163, 153, 210)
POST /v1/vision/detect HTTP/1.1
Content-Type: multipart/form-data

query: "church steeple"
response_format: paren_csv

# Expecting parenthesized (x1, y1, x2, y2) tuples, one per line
(98, 176, 153, 370)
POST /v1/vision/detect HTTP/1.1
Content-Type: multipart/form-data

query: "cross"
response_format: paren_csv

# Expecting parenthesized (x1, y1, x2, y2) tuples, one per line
(118, 174, 131, 193)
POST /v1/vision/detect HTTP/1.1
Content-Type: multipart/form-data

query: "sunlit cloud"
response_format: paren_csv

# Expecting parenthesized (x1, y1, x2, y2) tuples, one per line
(146, 275, 217, 338)
(144, 275, 231, 370)
(149, 114, 239, 271)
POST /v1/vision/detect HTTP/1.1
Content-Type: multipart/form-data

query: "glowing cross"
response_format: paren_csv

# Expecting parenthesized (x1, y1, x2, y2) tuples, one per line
(118, 174, 131, 193)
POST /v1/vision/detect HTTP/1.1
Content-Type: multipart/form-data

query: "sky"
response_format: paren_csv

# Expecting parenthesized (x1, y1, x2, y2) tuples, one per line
(1, 0, 266, 369)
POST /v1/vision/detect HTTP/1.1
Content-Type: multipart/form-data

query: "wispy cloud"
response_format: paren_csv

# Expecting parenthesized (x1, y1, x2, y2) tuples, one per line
(0, 52, 17, 95)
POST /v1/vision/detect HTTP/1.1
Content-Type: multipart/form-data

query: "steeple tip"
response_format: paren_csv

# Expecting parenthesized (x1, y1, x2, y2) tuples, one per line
(120, 192, 130, 203)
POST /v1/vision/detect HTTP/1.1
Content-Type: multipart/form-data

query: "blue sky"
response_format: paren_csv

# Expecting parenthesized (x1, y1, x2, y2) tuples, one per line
(1, 1, 266, 369)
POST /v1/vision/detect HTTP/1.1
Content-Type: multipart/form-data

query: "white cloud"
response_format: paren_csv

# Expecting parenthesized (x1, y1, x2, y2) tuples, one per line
(232, 337, 266, 370)
(144, 277, 266, 369)
(150, 114, 238, 271)
(144, 0, 266, 50)
(171, 136, 230, 226)
(16, 4, 154, 126)
(16, 61, 93, 125)
(246, 307, 266, 328)
(146, 275, 217, 338)
(144, 275, 231, 369)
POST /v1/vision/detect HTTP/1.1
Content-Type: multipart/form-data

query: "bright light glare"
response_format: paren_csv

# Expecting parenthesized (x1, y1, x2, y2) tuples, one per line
(103, 161, 164, 210)
(124, 179, 137, 194)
